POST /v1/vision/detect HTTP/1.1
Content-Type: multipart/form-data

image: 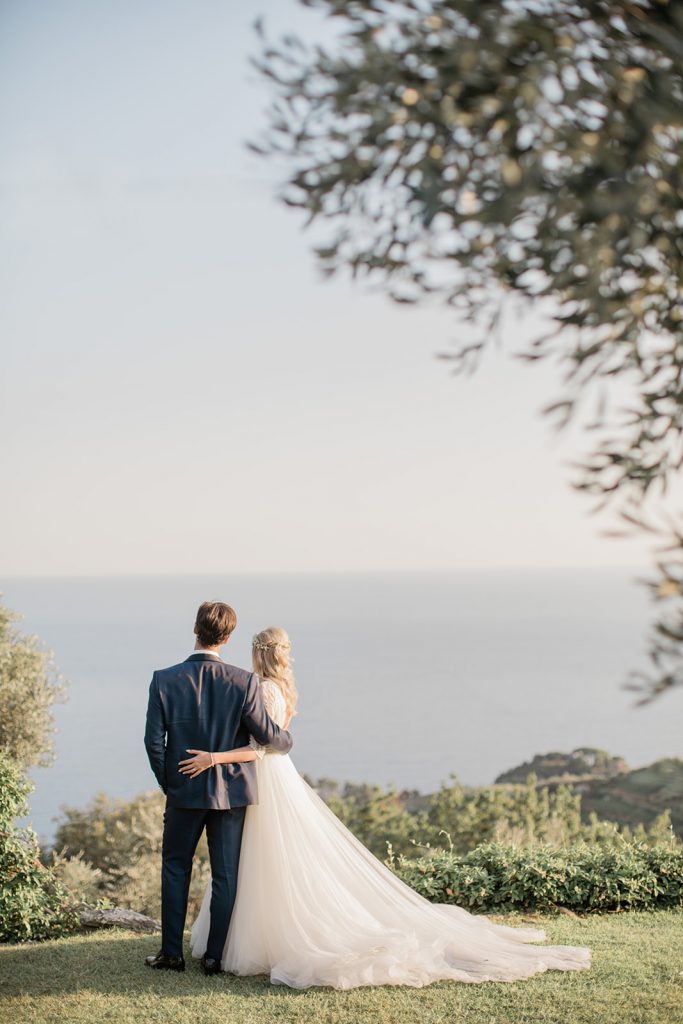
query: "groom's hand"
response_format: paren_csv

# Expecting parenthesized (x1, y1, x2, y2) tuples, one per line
(178, 749, 213, 778)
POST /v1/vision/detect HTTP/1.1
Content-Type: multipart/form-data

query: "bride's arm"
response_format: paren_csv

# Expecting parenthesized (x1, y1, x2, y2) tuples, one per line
(178, 746, 258, 778)
(178, 682, 293, 777)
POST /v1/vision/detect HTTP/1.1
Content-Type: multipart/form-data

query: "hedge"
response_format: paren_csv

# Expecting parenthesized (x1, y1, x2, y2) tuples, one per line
(393, 841, 683, 913)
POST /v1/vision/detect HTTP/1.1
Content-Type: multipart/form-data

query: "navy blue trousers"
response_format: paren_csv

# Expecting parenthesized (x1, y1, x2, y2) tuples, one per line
(161, 804, 246, 960)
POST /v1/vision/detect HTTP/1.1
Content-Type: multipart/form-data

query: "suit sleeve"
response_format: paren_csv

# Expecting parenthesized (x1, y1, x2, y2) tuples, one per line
(144, 673, 167, 793)
(241, 673, 293, 754)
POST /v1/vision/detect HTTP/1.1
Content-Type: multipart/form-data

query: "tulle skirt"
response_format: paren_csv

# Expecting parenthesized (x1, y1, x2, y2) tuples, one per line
(190, 754, 591, 989)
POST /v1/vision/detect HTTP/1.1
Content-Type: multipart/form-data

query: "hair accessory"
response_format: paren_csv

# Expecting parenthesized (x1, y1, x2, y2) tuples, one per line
(252, 635, 291, 651)
(252, 637, 273, 651)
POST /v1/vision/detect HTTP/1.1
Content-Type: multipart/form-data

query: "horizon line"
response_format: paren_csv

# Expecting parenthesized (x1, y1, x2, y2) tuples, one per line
(2, 563, 652, 582)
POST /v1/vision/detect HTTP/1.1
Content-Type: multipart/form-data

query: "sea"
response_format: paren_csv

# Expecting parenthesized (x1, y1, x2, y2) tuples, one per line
(3, 569, 681, 844)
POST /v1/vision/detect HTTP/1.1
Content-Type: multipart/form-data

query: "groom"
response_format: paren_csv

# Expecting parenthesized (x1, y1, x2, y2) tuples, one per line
(143, 600, 293, 974)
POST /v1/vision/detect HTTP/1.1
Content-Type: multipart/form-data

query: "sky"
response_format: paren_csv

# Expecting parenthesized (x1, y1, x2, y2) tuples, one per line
(0, 0, 658, 576)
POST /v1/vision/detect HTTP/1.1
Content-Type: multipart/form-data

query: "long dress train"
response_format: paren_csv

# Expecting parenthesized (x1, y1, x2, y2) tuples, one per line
(191, 679, 591, 989)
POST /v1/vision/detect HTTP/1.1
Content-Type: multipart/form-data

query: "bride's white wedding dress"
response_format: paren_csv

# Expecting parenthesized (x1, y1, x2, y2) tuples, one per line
(191, 679, 591, 989)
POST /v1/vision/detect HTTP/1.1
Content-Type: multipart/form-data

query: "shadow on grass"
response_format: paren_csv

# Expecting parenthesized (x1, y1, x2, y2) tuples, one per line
(0, 931, 308, 1001)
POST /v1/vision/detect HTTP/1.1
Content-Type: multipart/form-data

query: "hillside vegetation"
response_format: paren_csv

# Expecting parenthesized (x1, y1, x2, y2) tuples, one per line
(494, 750, 683, 837)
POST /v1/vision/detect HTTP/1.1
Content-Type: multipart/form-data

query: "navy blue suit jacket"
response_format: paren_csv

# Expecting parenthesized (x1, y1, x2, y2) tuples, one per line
(144, 653, 293, 810)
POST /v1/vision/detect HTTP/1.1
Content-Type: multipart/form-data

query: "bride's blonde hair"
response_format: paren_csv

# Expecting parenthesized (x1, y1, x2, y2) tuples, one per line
(251, 626, 297, 720)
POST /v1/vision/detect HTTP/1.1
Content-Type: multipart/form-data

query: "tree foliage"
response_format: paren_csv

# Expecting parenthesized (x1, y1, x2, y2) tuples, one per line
(253, 0, 683, 701)
(0, 753, 77, 943)
(495, 746, 629, 783)
(0, 599, 67, 769)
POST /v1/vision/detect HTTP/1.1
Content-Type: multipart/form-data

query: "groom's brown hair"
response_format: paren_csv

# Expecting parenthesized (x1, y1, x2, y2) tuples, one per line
(194, 601, 237, 647)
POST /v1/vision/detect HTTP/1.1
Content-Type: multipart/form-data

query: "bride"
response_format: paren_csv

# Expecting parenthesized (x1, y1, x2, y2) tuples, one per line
(180, 627, 591, 990)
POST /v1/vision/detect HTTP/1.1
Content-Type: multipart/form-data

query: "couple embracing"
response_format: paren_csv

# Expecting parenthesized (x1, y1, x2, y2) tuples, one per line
(144, 600, 591, 990)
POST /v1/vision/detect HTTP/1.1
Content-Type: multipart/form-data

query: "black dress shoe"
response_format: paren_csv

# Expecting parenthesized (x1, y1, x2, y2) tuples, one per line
(201, 954, 222, 976)
(144, 950, 185, 971)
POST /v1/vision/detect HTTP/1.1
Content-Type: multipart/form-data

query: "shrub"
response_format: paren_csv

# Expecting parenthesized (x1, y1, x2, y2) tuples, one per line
(0, 753, 78, 943)
(49, 775, 682, 923)
(53, 792, 210, 919)
(392, 840, 683, 914)
(309, 772, 681, 857)
(51, 850, 104, 906)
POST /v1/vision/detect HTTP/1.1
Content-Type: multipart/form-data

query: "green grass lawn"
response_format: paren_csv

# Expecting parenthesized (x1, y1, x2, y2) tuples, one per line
(1, 911, 682, 1024)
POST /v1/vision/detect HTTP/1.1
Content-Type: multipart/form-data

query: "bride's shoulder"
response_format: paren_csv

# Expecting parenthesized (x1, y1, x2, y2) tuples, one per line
(258, 675, 282, 695)
(257, 675, 285, 704)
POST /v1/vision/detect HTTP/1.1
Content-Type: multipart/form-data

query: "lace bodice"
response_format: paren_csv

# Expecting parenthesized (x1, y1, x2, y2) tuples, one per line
(249, 677, 287, 760)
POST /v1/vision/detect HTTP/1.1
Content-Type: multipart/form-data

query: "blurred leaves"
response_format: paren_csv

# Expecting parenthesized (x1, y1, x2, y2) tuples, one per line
(253, 0, 683, 700)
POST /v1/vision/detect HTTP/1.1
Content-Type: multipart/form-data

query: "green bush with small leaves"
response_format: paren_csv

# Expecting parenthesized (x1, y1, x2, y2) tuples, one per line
(0, 752, 78, 943)
(392, 840, 683, 914)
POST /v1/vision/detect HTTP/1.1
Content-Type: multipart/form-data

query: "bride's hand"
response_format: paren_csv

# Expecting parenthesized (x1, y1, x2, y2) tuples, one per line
(178, 749, 214, 778)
